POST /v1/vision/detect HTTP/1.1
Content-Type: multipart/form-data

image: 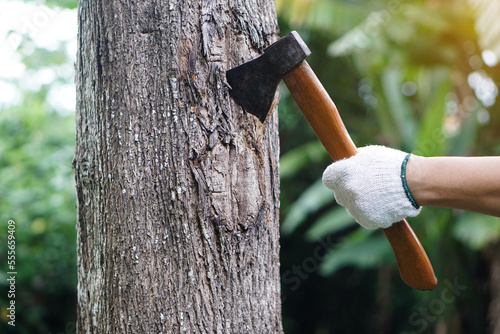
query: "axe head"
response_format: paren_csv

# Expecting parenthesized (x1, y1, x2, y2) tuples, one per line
(226, 31, 311, 123)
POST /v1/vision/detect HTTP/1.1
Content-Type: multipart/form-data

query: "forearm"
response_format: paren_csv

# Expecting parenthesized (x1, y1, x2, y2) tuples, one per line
(407, 156, 500, 217)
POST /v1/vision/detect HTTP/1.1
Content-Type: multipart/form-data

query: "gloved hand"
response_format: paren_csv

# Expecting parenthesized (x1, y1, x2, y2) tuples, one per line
(322, 145, 421, 229)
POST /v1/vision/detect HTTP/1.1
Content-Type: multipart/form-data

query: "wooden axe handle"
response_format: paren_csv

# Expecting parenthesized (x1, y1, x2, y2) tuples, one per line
(283, 61, 437, 290)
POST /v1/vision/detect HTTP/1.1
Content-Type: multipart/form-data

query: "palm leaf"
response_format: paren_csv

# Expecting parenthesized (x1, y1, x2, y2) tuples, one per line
(276, 0, 370, 36)
(469, 0, 500, 57)
(280, 141, 328, 179)
(452, 212, 500, 250)
(305, 206, 355, 241)
(281, 179, 335, 235)
(319, 229, 391, 275)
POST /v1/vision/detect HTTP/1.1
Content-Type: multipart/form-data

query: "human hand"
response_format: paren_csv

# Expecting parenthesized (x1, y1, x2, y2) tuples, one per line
(322, 145, 421, 229)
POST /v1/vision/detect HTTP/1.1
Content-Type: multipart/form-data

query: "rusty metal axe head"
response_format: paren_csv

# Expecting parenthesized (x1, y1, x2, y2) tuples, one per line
(226, 31, 311, 123)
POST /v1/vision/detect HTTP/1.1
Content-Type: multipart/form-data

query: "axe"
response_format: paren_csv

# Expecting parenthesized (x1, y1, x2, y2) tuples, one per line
(226, 31, 437, 290)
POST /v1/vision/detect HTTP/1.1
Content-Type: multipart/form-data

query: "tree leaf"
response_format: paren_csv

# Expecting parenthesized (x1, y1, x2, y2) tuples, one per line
(452, 212, 500, 250)
(469, 0, 500, 57)
(380, 66, 417, 149)
(319, 229, 391, 276)
(281, 179, 335, 235)
(305, 206, 355, 241)
(280, 140, 328, 179)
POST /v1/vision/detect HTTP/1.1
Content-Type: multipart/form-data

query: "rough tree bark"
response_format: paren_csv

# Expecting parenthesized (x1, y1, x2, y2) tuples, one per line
(74, 0, 282, 332)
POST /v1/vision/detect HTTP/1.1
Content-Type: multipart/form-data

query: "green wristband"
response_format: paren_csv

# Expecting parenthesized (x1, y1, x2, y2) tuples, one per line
(401, 153, 420, 209)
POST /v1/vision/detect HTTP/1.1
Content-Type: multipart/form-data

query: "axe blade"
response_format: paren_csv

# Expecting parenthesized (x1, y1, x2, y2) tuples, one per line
(226, 31, 311, 123)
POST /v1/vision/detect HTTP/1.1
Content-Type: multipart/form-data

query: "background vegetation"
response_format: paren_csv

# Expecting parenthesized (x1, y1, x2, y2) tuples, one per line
(1, 0, 499, 333)
(278, 1, 500, 333)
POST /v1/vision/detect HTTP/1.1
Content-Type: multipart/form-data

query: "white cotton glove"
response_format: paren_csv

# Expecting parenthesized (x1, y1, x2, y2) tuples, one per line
(322, 145, 421, 230)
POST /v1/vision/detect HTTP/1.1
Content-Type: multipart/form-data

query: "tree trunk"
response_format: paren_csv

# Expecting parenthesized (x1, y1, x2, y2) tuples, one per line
(74, 1, 281, 332)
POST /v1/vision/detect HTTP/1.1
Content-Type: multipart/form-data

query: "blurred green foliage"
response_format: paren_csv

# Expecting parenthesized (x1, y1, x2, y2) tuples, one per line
(278, 0, 500, 333)
(2, 0, 500, 333)
(0, 2, 77, 333)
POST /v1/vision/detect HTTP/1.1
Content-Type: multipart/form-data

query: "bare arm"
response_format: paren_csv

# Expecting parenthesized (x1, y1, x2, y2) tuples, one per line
(407, 156, 500, 217)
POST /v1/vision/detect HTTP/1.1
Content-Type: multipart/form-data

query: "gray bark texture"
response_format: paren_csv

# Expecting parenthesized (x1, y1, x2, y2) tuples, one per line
(74, 0, 282, 333)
